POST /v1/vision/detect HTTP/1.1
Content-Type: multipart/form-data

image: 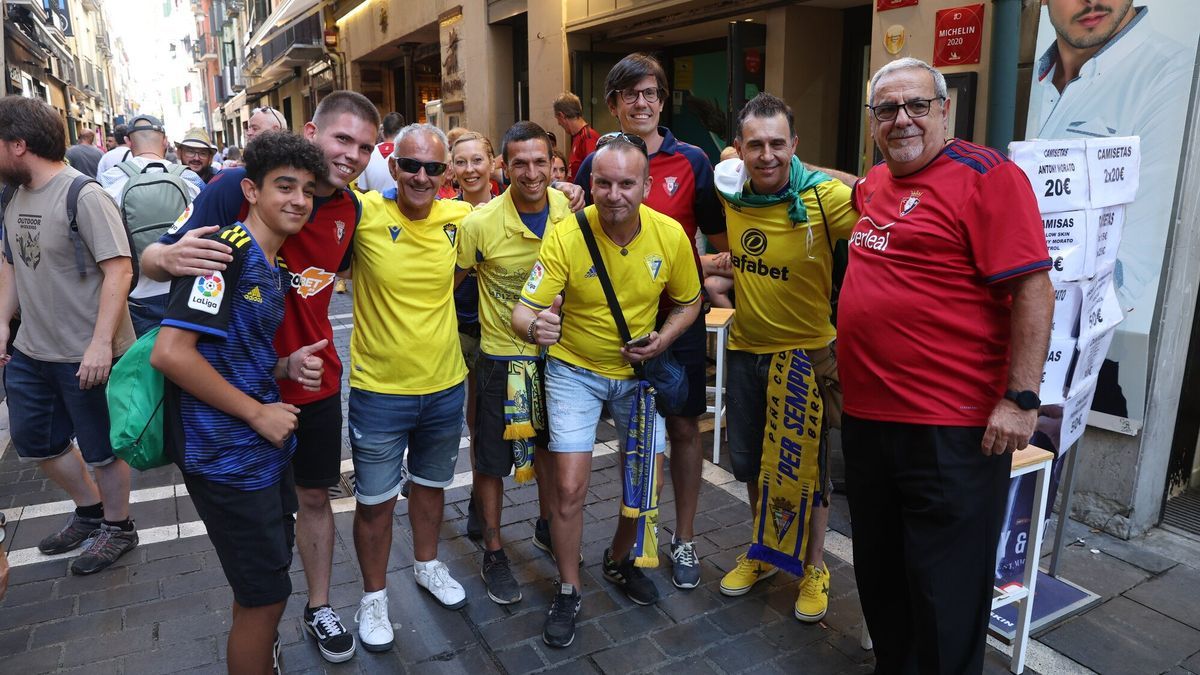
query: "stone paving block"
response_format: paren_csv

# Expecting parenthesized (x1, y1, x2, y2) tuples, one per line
(480, 604, 547, 647)
(0, 595, 74, 632)
(1048, 544, 1152, 600)
(128, 551, 205, 583)
(540, 659, 601, 674)
(5, 644, 64, 673)
(78, 578, 161, 614)
(495, 643, 545, 673)
(705, 633, 781, 672)
(773, 637, 860, 675)
(1124, 563, 1200, 631)
(413, 645, 503, 674)
(1059, 519, 1177, 575)
(122, 637, 219, 675)
(157, 610, 233, 644)
(707, 596, 783, 635)
(55, 562, 131, 594)
(124, 592, 215, 627)
(1040, 596, 1200, 675)
(657, 584, 726, 623)
(160, 567, 232, 599)
(0, 626, 30, 655)
(1184, 650, 1200, 673)
(30, 605, 123, 646)
(60, 623, 157, 668)
(541, 622, 613, 664)
(703, 524, 752, 551)
(709, 504, 752, 527)
(592, 636, 668, 674)
(651, 655, 723, 675)
(597, 606, 675, 642)
(0, 576, 57, 608)
(141, 533, 214, 562)
(826, 630, 874, 663)
(649, 616, 726, 658)
(7, 557, 69, 585)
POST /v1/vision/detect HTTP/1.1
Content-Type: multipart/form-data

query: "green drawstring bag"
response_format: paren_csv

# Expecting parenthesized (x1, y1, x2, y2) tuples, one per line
(107, 326, 169, 470)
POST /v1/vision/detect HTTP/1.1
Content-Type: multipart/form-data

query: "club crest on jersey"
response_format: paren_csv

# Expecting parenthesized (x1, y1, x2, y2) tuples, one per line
(900, 190, 922, 216)
(644, 254, 663, 280)
(292, 266, 336, 299)
(188, 271, 224, 314)
(335, 220, 346, 243)
(443, 223, 457, 246)
(663, 176, 679, 197)
(525, 261, 545, 294)
(388, 225, 401, 242)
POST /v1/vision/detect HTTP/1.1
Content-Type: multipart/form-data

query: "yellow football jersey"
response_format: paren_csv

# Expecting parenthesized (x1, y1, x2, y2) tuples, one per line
(722, 179, 857, 353)
(350, 192, 471, 394)
(456, 188, 573, 358)
(520, 204, 701, 379)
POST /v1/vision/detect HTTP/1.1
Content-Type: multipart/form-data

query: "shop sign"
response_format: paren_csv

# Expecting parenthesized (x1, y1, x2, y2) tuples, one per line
(744, 48, 762, 75)
(933, 4, 984, 67)
(876, 0, 918, 10)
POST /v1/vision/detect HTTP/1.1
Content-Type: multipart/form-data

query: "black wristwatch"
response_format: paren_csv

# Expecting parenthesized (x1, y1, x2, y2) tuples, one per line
(1004, 389, 1041, 410)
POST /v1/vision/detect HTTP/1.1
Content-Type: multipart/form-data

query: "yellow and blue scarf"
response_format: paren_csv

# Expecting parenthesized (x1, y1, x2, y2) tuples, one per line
(748, 349, 823, 575)
(621, 381, 660, 567)
(504, 358, 545, 484)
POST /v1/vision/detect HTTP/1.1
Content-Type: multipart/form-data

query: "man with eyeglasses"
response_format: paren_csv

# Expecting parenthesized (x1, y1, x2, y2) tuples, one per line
(573, 52, 726, 592)
(246, 106, 286, 143)
(346, 123, 474, 649)
(516, 133, 701, 647)
(840, 57, 1053, 674)
(175, 128, 221, 184)
(140, 91, 380, 665)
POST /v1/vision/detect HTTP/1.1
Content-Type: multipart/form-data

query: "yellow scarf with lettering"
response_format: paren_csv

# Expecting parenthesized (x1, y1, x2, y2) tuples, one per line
(748, 349, 823, 575)
(503, 359, 544, 483)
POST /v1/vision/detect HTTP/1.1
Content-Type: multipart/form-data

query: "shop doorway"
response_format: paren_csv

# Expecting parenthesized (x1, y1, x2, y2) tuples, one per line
(1161, 288, 1200, 535)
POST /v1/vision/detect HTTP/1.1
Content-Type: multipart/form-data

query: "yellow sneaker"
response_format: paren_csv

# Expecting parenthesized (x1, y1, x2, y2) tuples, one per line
(719, 552, 777, 596)
(794, 563, 830, 622)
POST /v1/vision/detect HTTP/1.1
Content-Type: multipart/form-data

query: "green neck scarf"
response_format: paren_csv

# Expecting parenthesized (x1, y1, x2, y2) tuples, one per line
(716, 155, 830, 224)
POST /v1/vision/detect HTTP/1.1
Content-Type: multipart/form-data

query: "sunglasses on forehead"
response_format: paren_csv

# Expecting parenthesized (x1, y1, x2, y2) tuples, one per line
(596, 131, 648, 156)
(393, 156, 448, 176)
(251, 106, 285, 126)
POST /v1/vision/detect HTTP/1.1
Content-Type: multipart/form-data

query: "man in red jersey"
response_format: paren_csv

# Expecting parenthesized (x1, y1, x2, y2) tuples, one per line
(141, 92, 379, 665)
(838, 57, 1053, 675)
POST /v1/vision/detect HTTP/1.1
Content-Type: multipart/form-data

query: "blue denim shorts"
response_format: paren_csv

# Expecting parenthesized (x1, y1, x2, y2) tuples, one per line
(347, 383, 465, 504)
(544, 357, 666, 454)
(4, 349, 117, 466)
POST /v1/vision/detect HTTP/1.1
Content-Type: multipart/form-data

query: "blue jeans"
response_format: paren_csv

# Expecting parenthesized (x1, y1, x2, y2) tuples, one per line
(544, 357, 666, 454)
(4, 349, 117, 466)
(347, 383, 465, 504)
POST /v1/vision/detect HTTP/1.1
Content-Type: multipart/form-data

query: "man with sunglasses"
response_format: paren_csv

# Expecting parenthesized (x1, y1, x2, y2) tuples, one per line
(573, 53, 726, 592)
(516, 133, 701, 647)
(840, 57, 1053, 674)
(140, 91, 380, 665)
(346, 123, 474, 650)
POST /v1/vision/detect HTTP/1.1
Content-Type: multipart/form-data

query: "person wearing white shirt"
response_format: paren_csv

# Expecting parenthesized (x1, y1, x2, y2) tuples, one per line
(355, 112, 406, 193)
(1027, 1, 1193, 417)
(96, 124, 133, 178)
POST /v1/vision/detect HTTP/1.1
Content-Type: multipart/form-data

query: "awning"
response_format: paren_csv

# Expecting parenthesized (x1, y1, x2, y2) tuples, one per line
(245, 0, 326, 53)
(223, 90, 248, 120)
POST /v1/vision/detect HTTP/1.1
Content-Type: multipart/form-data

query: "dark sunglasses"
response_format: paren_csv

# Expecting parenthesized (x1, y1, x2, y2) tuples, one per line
(595, 131, 648, 156)
(393, 156, 448, 176)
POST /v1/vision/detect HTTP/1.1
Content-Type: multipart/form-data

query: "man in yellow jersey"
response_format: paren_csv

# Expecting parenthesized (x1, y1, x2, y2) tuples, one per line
(513, 134, 701, 648)
(347, 123, 473, 652)
(455, 121, 573, 605)
(709, 94, 858, 623)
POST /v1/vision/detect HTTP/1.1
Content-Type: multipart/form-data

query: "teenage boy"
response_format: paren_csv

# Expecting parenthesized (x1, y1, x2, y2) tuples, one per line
(150, 132, 330, 675)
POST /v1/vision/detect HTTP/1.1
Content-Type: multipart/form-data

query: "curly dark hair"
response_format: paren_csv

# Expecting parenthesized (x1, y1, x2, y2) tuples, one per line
(242, 130, 326, 187)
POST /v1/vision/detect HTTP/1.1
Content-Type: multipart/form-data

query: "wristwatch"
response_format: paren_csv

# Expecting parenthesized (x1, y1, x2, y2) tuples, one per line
(1004, 389, 1041, 410)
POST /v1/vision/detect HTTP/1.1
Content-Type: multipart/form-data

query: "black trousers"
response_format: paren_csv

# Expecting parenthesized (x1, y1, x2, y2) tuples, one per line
(842, 414, 1012, 675)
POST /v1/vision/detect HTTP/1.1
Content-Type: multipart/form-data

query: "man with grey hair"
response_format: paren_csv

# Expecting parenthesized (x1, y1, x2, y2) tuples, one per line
(347, 123, 475, 651)
(839, 57, 1054, 673)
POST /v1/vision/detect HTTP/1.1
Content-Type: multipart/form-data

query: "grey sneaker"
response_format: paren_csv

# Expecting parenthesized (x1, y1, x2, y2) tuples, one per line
(533, 518, 583, 565)
(670, 537, 701, 589)
(38, 513, 102, 555)
(481, 549, 522, 605)
(69, 523, 138, 575)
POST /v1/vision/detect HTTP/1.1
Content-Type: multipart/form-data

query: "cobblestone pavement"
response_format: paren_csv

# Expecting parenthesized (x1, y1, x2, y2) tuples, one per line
(1, 291, 1198, 674)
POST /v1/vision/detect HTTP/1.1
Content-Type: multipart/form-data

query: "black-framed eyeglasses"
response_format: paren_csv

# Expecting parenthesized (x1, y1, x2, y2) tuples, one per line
(393, 156, 448, 176)
(865, 97, 945, 122)
(609, 86, 665, 105)
(596, 131, 648, 156)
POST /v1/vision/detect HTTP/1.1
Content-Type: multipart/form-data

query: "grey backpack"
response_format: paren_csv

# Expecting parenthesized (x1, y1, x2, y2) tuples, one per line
(116, 160, 192, 261)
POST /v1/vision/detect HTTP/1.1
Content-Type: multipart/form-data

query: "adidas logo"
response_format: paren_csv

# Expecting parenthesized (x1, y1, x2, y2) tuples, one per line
(585, 266, 597, 278)
(243, 286, 263, 303)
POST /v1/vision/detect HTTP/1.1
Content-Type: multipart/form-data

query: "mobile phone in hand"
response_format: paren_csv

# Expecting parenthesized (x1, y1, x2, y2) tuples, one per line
(626, 333, 653, 349)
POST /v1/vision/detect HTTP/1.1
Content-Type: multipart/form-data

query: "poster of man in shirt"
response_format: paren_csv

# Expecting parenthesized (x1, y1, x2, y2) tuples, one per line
(1026, 0, 1199, 428)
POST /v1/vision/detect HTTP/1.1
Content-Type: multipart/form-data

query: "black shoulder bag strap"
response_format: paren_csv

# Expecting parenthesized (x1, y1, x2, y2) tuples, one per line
(574, 210, 644, 378)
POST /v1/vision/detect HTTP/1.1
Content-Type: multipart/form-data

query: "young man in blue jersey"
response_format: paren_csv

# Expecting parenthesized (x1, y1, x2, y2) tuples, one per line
(151, 132, 330, 675)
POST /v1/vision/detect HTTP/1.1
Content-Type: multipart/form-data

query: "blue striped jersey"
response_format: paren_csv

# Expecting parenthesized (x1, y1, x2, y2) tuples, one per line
(161, 222, 295, 490)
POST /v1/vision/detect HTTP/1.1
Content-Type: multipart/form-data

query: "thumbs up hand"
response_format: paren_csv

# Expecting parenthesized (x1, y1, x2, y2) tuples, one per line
(532, 295, 564, 346)
(286, 339, 328, 391)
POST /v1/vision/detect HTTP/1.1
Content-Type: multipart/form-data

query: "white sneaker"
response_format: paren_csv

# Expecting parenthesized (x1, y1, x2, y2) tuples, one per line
(414, 560, 468, 609)
(354, 592, 394, 653)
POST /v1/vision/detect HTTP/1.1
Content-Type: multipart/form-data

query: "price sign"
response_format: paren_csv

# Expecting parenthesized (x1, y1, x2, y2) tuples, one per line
(1086, 136, 1140, 208)
(1060, 382, 1097, 451)
(1042, 210, 1087, 282)
(1041, 336, 1076, 406)
(933, 4, 984, 67)
(1011, 139, 1090, 212)
(1086, 205, 1124, 278)
(1078, 269, 1122, 340)
(1051, 282, 1082, 338)
(1069, 326, 1117, 398)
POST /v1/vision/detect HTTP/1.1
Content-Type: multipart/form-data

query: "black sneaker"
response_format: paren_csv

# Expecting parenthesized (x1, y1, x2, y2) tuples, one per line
(70, 523, 138, 575)
(481, 549, 522, 605)
(602, 548, 659, 606)
(533, 518, 583, 565)
(542, 582, 582, 648)
(303, 604, 356, 663)
(466, 494, 482, 540)
(38, 513, 102, 555)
